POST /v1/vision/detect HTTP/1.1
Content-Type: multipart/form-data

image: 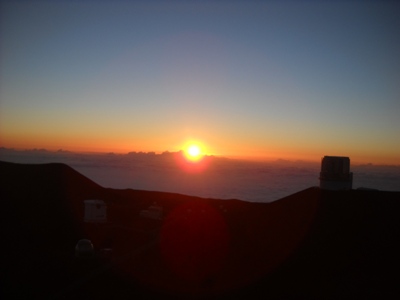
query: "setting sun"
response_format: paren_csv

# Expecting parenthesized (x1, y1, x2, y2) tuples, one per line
(177, 141, 210, 173)
(188, 145, 200, 157)
(183, 142, 204, 162)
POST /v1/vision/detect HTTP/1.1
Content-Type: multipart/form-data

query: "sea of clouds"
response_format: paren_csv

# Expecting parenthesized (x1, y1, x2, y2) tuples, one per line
(1, 148, 399, 202)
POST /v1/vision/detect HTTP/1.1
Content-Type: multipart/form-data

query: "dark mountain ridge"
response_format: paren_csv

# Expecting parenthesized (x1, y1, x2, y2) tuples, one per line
(1, 161, 399, 299)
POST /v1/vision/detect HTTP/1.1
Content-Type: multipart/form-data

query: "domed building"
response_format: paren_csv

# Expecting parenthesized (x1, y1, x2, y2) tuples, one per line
(319, 156, 353, 190)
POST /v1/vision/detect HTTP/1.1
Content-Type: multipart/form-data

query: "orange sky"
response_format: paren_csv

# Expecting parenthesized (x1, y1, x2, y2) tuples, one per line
(1, 127, 399, 165)
(1, 2, 399, 166)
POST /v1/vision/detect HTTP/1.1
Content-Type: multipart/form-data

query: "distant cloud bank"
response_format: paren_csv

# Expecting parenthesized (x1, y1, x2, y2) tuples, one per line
(1, 148, 399, 202)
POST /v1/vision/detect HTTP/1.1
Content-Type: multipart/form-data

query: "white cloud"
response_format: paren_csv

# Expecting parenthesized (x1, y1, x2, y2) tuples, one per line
(1, 148, 399, 201)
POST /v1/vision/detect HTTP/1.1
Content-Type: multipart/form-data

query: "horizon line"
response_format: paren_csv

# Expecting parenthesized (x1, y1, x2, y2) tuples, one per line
(1, 146, 399, 167)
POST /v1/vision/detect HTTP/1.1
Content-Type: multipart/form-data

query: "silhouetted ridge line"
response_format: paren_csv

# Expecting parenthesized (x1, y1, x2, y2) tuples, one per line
(1, 160, 400, 299)
(1, 160, 101, 187)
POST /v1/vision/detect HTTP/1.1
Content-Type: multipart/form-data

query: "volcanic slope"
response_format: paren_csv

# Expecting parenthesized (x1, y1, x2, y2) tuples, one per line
(1, 161, 399, 299)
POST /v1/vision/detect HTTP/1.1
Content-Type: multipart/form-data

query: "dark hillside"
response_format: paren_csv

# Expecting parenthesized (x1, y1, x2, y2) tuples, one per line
(0, 161, 106, 246)
(0, 161, 115, 298)
(234, 188, 400, 299)
(0, 160, 103, 199)
(1, 161, 399, 299)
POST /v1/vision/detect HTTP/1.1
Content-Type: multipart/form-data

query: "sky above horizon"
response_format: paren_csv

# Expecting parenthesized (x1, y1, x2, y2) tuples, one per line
(1, 0, 399, 164)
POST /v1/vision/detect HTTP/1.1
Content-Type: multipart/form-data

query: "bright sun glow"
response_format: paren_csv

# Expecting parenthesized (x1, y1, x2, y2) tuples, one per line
(188, 145, 200, 157)
(183, 143, 204, 162)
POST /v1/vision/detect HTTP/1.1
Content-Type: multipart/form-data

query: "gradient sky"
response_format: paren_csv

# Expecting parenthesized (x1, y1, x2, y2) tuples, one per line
(1, 0, 399, 164)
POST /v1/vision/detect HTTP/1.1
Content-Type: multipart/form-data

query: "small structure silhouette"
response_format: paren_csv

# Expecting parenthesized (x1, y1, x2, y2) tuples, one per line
(84, 199, 107, 223)
(319, 156, 353, 190)
(75, 239, 94, 258)
(140, 203, 163, 220)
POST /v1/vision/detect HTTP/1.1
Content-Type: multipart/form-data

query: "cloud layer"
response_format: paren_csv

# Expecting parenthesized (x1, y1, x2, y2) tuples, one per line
(1, 148, 399, 202)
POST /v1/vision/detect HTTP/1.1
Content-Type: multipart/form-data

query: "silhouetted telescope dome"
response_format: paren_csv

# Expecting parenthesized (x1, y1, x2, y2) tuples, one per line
(319, 156, 353, 190)
(75, 239, 94, 258)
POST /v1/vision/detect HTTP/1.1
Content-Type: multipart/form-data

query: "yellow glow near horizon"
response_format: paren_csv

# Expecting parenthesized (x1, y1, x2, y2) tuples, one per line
(1, 126, 400, 165)
(188, 145, 200, 157)
(183, 142, 204, 162)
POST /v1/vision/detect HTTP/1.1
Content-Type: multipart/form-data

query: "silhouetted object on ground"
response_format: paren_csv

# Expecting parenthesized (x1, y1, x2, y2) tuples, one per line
(140, 202, 163, 220)
(75, 239, 94, 258)
(1, 160, 399, 299)
(84, 199, 108, 223)
(319, 156, 353, 190)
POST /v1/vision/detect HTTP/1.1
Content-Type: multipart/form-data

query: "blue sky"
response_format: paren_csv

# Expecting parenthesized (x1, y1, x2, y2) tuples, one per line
(1, 0, 399, 163)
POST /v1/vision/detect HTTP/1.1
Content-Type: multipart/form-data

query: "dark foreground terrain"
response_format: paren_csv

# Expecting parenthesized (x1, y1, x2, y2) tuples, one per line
(1, 161, 399, 299)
